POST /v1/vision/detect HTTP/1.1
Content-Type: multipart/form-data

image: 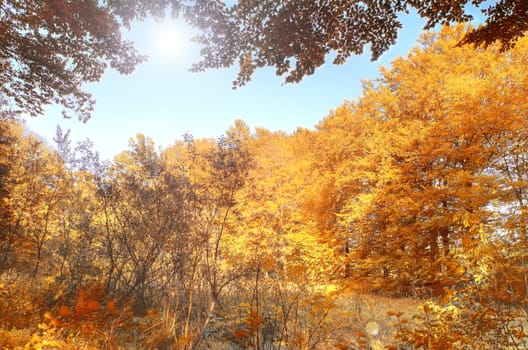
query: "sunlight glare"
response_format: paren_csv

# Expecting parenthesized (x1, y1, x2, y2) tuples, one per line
(153, 22, 186, 61)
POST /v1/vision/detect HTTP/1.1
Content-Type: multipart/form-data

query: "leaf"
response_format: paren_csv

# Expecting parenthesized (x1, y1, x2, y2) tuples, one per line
(58, 305, 73, 319)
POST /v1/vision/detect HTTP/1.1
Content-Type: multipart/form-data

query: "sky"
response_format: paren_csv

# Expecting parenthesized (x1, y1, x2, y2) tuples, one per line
(23, 10, 430, 161)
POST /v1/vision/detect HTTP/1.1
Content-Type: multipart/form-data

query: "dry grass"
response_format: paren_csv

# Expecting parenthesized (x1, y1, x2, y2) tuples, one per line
(330, 291, 420, 349)
(0, 290, 423, 349)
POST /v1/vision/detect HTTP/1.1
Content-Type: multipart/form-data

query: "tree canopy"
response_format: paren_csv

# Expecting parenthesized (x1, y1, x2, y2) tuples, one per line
(1, 0, 142, 121)
(193, 0, 528, 86)
(1, 0, 527, 120)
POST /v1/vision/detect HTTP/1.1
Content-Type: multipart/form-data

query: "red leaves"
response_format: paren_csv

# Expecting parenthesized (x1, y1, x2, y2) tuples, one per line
(48, 285, 126, 337)
(230, 311, 263, 348)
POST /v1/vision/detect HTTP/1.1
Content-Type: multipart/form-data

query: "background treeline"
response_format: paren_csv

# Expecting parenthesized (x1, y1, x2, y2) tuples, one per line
(1, 25, 527, 349)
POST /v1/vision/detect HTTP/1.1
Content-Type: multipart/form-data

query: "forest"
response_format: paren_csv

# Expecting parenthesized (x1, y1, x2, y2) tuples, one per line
(1, 24, 528, 349)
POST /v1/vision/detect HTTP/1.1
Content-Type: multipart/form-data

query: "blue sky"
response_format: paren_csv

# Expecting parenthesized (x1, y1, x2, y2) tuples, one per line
(24, 11, 428, 160)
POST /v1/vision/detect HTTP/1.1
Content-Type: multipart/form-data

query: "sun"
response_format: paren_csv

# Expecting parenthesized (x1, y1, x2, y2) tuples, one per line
(153, 22, 185, 59)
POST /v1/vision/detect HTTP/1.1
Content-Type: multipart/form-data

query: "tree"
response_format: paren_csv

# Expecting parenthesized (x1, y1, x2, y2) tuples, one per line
(312, 24, 528, 296)
(103, 134, 193, 315)
(0, 118, 22, 272)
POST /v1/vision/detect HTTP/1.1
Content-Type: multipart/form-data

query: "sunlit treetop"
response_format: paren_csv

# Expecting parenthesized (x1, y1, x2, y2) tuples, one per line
(1, 0, 527, 120)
